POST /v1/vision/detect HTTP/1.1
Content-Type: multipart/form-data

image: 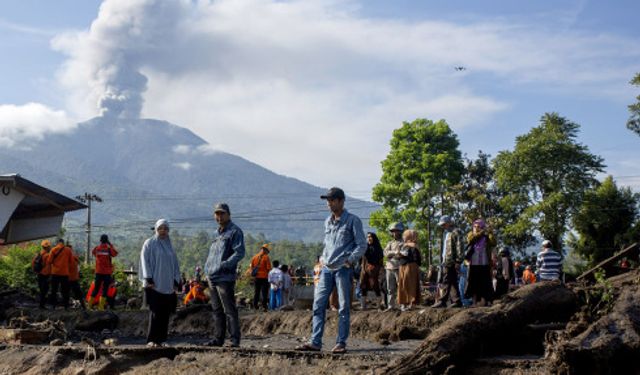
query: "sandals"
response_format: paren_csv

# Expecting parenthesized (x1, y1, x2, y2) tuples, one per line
(295, 343, 321, 352)
(331, 344, 347, 354)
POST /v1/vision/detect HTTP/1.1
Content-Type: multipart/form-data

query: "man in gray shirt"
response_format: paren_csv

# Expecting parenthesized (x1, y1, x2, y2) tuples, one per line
(384, 222, 404, 310)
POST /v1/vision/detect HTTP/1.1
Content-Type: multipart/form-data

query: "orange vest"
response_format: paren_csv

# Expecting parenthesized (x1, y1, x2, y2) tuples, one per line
(183, 282, 208, 305)
(48, 244, 72, 276)
(523, 269, 536, 284)
(249, 250, 272, 279)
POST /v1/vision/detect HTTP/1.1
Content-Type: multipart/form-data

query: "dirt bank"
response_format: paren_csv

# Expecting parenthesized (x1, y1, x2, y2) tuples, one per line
(2, 270, 639, 374)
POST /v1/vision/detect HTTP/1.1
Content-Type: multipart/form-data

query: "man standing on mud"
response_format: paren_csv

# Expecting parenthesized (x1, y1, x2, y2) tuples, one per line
(296, 187, 366, 354)
(383, 222, 404, 310)
(205, 203, 245, 347)
(432, 216, 463, 308)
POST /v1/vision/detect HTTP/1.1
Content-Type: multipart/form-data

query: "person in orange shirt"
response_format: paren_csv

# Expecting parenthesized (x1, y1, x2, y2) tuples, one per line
(183, 280, 208, 306)
(66, 242, 86, 310)
(522, 265, 536, 285)
(47, 239, 73, 309)
(248, 244, 272, 311)
(32, 240, 52, 309)
(91, 234, 118, 310)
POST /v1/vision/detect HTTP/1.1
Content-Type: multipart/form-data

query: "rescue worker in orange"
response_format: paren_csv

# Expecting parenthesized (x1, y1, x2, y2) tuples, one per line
(183, 280, 209, 306)
(86, 280, 117, 308)
(67, 242, 86, 310)
(47, 238, 73, 309)
(91, 234, 118, 310)
(522, 265, 536, 285)
(32, 240, 52, 309)
(248, 244, 272, 311)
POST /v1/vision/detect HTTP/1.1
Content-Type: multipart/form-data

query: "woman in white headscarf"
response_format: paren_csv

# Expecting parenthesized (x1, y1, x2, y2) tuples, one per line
(139, 219, 181, 347)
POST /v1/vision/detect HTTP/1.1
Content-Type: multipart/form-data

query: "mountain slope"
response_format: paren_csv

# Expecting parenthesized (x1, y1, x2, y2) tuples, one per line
(0, 117, 375, 242)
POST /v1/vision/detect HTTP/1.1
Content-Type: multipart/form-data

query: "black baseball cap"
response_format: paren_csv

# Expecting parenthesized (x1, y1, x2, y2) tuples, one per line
(320, 187, 345, 200)
(214, 202, 230, 214)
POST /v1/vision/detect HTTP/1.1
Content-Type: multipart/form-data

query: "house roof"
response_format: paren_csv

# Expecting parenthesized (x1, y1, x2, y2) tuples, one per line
(0, 174, 87, 219)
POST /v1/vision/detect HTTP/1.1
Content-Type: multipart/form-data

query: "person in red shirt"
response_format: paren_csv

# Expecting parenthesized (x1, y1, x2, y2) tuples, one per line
(90, 234, 118, 310)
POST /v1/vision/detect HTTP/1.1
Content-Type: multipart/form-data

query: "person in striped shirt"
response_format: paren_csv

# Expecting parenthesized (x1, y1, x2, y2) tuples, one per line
(536, 240, 563, 281)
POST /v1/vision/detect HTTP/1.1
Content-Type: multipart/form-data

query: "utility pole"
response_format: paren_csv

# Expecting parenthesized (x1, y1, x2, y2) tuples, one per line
(75, 193, 103, 264)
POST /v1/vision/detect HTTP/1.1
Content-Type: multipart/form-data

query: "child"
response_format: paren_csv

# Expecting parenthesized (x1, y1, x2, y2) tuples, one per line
(268, 260, 283, 310)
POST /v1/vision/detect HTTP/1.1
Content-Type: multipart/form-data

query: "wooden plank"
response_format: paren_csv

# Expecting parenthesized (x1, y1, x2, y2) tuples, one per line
(577, 243, 639, 281)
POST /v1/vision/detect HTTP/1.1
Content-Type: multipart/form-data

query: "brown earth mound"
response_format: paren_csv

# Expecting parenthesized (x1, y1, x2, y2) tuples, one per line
(2, 270, 639, 374)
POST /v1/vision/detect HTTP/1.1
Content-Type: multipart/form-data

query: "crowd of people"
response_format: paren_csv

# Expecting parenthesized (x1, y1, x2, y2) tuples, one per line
(30, 186, 565, 352)
(31, 234, 118, 312)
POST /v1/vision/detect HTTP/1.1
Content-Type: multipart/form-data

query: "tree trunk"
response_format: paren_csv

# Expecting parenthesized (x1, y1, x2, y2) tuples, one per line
(381, 282, 577, 375)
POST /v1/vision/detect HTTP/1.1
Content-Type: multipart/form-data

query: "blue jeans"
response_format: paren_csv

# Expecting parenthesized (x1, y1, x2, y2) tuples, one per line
(269, 288, 282, 310)
(310, 266, 353, 348)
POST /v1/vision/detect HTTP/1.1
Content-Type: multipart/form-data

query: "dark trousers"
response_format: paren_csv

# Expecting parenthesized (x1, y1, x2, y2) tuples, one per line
(49, 275, 70, 308)
(253, 278, 269, 310)
(68, 280, 86, 309)
(438, 265, 461, 305)
(37, 274, 49, 308)
(92, 273, 112, 298)
(209, 280, 241, 345)
(145, 288, 176, 344)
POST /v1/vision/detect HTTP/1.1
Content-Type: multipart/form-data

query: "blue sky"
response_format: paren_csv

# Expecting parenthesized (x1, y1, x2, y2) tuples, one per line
(0, 0, 638, 199)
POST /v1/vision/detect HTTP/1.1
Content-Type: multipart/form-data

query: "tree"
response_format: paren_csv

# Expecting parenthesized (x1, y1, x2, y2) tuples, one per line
(449, 151, 502, 235)
(494, 113, 605, 250)
(371, 118, 464, 265)
(569, 176, 639, 266)
(627, 73, 640, 136)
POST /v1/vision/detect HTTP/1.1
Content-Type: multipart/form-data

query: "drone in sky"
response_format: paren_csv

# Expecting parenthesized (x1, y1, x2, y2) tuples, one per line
(454, 66, 466, 71)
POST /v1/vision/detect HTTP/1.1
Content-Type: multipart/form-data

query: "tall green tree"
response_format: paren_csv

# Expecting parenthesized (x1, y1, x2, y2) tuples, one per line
(627, 72, 640, 136)
(494, 113, 605, 250)
(569, 176, 639, 266)
(449, 151, 502, 235)
(371, 118, 464, 265)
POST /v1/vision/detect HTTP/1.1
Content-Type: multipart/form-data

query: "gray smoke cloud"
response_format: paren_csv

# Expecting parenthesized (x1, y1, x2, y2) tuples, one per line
(53, 0, 186, 119)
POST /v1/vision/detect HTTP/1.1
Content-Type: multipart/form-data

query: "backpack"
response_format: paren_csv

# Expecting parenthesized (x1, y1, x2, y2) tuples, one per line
(33, 253, 44, 273)
(251, 254, 265, 277)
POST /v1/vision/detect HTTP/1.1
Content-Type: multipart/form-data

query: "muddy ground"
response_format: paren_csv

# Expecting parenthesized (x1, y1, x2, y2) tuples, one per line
(1, 271, 638, 374)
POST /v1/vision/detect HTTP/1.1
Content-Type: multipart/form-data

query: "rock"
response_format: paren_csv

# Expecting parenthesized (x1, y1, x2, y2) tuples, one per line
(75, 311, 119, 332)
(126, 298, 141, 310)
(103, 338, 118, 346)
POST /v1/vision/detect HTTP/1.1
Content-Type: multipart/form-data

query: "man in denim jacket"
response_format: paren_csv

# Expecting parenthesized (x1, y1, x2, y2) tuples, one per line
(296, 187, 366, 354)
(204, 203, 245, 347)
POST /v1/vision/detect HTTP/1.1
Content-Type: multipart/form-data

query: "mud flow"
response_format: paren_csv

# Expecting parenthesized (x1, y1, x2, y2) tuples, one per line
(2, 272, 639, 374)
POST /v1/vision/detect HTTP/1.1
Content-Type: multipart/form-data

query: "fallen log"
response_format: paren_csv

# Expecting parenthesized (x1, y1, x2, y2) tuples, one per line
(547, 284, 640, 375)
(381, 281, 577, 375)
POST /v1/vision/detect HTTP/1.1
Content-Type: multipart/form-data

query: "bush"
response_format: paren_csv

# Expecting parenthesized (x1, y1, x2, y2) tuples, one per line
(0, 244, 39, 295)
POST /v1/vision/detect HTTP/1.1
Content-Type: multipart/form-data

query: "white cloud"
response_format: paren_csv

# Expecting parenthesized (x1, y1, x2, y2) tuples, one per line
(173, 162, 192, 170)
(172, 144, 191, 154)
(26, 0, 640, 193)
(0, 103, 75, 147)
